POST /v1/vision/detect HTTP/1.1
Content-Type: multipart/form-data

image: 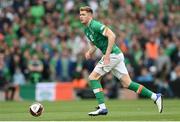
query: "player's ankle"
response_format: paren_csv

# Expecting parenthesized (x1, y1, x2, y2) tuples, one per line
(99, 103, 106, 109)
(151, 93, 157, 101)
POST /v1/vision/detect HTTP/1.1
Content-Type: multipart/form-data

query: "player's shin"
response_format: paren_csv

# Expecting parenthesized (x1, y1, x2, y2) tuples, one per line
(89, 80, 106, 109)
(128, 81, 157, 101)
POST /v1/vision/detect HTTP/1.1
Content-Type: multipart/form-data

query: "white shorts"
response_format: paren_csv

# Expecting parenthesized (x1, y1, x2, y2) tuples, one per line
(93, 53, 128, 80)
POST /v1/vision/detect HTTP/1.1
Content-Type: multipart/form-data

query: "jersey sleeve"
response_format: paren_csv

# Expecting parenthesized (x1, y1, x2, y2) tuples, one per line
(91, 20, 106, 35)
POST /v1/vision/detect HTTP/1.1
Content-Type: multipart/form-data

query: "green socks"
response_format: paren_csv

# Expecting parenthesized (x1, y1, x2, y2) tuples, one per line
(128, 81, 153, 98)
(89, 80, 105, 104)
(89, 80, 154, 103)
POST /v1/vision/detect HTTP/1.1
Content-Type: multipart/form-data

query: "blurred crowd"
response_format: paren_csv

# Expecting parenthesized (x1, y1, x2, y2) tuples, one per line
(0, 0, 179, 100)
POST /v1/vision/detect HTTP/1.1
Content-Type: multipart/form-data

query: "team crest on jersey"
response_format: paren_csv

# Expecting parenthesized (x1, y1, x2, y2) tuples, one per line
(90, 35, 94, 42)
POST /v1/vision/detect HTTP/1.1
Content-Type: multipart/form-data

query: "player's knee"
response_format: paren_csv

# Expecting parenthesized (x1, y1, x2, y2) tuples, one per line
(88, 75, 98, 80)
(121, 81, 130, 88)
(88, 72, 101, 80)
(120, 74, 131, 88)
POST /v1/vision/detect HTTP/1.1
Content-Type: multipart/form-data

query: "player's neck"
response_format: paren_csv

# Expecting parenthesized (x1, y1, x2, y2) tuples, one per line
(86, 18, 92, 26)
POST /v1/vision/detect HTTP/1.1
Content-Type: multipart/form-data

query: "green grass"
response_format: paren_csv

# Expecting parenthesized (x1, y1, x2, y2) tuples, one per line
(0, 99, 180, 121)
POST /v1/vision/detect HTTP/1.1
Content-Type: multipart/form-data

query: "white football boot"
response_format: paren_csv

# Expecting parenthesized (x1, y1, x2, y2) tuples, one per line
(88, 106, 108, 116)
(154, 93, 163, 113)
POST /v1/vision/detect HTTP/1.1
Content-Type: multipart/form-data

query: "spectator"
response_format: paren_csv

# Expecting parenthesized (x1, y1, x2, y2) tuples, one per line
(42, 50, 51, 81)
(12, 67, 26, 100)
(156, 47, 171, 74)
(28, 54, 43, 83)
(56, 48, 75, 82)
(136, 67, 154, 82)
(145, 36, 159, 67)
(0, 50, 15, 100)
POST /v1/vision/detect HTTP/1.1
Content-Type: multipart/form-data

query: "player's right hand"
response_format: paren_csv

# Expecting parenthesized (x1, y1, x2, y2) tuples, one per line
(85, 51, 92, 60)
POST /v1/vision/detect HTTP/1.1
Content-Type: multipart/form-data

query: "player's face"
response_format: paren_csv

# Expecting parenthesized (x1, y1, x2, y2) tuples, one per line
(80, 11, 91, 25)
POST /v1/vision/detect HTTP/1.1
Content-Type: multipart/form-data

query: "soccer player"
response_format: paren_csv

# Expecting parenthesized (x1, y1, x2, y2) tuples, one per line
(79, 6, 163, 116)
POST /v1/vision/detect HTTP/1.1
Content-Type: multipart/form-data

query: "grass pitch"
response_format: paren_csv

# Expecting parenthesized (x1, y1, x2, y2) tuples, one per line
(0, 99, 180, 121)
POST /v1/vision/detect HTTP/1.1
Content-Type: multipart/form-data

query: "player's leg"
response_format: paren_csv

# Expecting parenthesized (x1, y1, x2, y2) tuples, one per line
(120, 74, 156, 100)
(88, 71, 108, 116)
(121, 74, 163, 113)
(89, 71, 105, 109)
(88, 54, 120, 116)
(112, 54, 163, 113)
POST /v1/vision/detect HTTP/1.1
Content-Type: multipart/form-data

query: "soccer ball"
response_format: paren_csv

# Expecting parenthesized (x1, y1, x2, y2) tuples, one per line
(29, 102, 44, 117)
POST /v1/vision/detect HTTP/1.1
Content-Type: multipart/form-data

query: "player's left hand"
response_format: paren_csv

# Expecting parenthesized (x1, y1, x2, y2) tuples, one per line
(103, 55, 110, 65)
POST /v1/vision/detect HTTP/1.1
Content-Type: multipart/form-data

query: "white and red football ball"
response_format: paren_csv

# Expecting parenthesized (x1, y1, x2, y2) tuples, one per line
(29, 102, 44, 117)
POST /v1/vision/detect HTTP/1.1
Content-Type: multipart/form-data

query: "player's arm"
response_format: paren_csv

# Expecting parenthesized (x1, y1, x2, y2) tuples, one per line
(103, 27, 116, 64)
(85, 42, 96, 60)
(88, 42, 97, 54)
(91, 20, 115, 64)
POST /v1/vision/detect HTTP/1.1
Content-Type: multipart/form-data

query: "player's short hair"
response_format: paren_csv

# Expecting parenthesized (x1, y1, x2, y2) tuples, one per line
(80, 6, 93, 14)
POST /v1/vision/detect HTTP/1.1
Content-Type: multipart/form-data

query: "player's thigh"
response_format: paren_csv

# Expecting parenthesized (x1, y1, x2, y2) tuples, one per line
(89, 71, 102, 80)
(112, 60, 131, 88)
(92, 63, 106, 80)
(93, 54, 120, 78)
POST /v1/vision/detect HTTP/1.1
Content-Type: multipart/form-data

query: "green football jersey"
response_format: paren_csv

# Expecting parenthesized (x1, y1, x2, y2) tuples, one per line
(84, 19, 121, 54)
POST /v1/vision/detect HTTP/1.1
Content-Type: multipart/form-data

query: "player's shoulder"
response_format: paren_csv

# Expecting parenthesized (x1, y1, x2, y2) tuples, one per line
(91, 19, 103, 25)
(90, 19, 105, 29)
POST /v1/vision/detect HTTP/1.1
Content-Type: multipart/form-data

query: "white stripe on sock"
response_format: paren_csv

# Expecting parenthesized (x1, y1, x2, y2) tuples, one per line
(93, 88, 102, 94)
(99, 103, 106, 109)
